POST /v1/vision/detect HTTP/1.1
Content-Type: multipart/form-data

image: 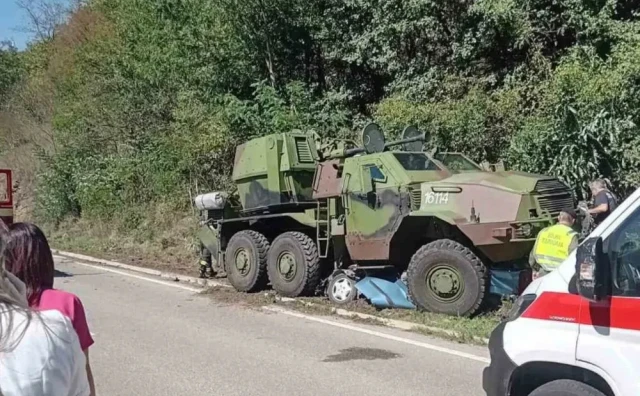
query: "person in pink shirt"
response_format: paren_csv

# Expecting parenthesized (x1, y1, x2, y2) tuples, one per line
(3, 222, 96, 396)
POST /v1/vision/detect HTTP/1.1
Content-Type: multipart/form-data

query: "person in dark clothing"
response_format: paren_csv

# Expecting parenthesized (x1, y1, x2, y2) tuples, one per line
(588, 179, 618, 226)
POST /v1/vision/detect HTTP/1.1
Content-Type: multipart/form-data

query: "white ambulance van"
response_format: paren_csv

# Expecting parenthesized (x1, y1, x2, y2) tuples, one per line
(483, 186, 640, 396)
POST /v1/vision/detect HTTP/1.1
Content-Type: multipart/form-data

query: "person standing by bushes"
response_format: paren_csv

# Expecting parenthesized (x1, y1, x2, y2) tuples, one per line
(588, 179, 619, 226)
(2, 222, 96, 396)
(0, 221, 91, 395)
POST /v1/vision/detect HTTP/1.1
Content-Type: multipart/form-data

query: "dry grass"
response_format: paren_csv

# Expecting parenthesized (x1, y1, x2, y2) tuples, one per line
(44, 205, 201, 275)
(294, 295, 507, 342)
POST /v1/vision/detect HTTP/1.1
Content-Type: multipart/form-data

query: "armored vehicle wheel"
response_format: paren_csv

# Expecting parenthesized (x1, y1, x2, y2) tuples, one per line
(267, 232, 321, 297)
(407, 239, 487, 317)
(225, 230, 270, 293)
(327, 272, 357, 305)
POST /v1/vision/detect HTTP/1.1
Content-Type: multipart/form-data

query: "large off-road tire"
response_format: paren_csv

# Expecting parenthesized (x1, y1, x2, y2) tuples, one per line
(224, 230, 270, 293)
(407, 239, 487, 317)
(267, 231, 321, 297)
(529, 380, 606, 396)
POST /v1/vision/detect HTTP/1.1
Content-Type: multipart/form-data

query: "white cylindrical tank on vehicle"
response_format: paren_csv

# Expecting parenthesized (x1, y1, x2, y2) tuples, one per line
(194, 192, 228, 210)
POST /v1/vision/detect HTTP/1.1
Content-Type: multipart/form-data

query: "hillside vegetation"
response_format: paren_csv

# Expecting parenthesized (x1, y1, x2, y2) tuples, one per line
(2, 0, 640, 270)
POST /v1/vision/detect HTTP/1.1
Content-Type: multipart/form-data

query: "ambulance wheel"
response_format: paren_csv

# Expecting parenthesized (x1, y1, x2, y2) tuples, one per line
(327, 273, 357, 305)
(267, 232, 321, 297)
(407, 239, 487, 317)
(529, 380, 606, 396)
(225, 230, 270, 293)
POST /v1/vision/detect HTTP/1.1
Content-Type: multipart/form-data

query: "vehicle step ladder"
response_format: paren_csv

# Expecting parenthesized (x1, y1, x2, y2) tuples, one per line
(316, 199, 331, 259)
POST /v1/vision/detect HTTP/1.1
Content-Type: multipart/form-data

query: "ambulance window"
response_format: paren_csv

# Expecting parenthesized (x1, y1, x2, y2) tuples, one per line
(608, 208, 640, 297)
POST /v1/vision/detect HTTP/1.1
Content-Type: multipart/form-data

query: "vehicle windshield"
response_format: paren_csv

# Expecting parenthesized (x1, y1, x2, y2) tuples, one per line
(393, 153, 440, 171)
(434, 153, 481, 172)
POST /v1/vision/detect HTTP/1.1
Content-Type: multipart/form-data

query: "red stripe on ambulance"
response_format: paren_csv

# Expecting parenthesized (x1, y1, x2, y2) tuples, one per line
(521, 291, 640, 331)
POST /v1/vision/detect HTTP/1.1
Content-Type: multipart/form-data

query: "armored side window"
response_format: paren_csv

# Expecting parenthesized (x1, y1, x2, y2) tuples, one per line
(366, 165, 386, 182)
(393, 153, 440, 171)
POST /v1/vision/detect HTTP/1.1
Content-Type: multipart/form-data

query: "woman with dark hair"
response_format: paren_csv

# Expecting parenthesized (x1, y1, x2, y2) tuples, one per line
(3, 222, 96, 396)
(0, 225, 90, 395)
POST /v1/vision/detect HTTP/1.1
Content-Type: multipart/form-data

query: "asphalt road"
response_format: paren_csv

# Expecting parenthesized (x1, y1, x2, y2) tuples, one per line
(53, 257, 490, 396)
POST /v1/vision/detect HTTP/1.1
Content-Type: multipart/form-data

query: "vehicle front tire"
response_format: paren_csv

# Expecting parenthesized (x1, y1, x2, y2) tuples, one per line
(225, 230, 270, 293)
(267, 232, 321, 297)
(529, 380, 606, 396)
(406, 239, 487, 317)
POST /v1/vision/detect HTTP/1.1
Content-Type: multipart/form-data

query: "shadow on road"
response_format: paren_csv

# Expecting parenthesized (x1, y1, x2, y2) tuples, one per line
(54, 269, 73, 278)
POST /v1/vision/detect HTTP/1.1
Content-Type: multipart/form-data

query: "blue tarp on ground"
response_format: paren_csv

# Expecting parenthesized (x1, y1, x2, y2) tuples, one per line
(355, 277, 416, 309)
(355, 268, 525, 310)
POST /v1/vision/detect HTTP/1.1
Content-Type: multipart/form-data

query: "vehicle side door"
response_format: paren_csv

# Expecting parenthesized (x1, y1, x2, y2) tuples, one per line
(576, 206, 640, 396)
(343, 158, 402, 261)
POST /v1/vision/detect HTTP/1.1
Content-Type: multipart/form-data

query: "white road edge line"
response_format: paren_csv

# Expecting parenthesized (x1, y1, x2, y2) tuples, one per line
(53, 255, 203, 293)
(57, 255, 490, 364)
(262, 305, 490, 364)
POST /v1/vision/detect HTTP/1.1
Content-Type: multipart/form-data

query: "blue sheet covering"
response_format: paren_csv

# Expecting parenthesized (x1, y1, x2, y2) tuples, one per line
(354, 277, 416, 309)
(355, 268, 525, 310)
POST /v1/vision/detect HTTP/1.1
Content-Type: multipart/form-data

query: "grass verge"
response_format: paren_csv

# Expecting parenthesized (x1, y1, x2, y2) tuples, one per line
(202, 284, 507, 345)
(44, 208, 200, 276)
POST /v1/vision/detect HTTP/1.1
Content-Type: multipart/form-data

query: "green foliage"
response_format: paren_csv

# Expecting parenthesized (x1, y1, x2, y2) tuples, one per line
(509, 41, 640, 199)
(376, 86, 522, 162)
(5, 0, 640, 230)
(222, 80, 354, 139)
(0, 42, 23, 107)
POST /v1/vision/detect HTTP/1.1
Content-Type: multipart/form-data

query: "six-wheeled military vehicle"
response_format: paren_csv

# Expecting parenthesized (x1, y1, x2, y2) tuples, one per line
(195, 124, 575, 317)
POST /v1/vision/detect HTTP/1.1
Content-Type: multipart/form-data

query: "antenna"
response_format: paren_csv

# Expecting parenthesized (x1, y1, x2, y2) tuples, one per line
(401, 125, 424, 151)
(361, 123, 386, 154)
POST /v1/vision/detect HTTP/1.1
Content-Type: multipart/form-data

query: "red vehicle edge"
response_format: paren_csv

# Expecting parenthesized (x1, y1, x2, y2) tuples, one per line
(0, 169, 13, 226)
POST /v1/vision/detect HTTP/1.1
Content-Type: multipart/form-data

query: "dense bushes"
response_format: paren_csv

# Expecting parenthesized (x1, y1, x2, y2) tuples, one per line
(2, 0, 640, 228)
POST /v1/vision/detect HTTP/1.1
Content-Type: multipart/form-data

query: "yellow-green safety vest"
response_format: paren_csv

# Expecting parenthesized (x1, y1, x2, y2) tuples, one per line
(532, 224, 578, 271)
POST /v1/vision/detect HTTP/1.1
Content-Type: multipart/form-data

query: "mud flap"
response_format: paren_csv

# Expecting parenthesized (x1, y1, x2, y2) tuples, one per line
(197, 224, 219, 258)
(355, 277, 416, 310)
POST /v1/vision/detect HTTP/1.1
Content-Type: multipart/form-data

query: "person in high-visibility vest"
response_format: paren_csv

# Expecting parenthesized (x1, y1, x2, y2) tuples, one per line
(529, 208, 579, 280)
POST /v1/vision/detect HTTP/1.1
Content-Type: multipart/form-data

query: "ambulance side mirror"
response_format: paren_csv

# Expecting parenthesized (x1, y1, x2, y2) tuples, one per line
(576, 236, 610, 301)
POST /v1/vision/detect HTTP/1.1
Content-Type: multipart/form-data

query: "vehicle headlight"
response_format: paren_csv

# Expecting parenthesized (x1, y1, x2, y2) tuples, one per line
(519, 223, 533, 238)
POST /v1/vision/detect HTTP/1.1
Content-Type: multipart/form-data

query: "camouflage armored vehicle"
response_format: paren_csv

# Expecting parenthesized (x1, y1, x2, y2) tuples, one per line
(196, 124, 575, 317)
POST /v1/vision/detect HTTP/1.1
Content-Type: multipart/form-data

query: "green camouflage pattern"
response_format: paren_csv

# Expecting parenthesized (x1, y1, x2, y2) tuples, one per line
(336, 150, 573, 263)
(196, 127, 575, 315)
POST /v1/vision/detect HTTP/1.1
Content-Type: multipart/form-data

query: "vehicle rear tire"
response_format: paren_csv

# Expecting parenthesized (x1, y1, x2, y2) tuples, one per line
(225, 230, 270, 293)
(529, 380, 606, 396)
(327, 272, 357, 305)
(267, 232, 321, 297)
(406, 239, 487, 317)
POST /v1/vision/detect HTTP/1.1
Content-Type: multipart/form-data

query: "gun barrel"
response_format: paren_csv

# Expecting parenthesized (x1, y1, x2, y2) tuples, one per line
(384, 133, 426, 149)
(325, 146, 365, 160)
